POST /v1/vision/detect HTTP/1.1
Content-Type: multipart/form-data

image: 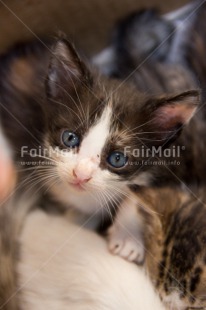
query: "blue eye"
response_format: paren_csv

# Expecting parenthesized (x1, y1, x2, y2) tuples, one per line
(107, 151, 128, 168)
(62, 130, 80, 148)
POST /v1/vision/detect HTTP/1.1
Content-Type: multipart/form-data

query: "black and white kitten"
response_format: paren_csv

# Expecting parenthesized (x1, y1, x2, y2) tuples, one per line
(0, 35, 200, 309)
(0, 38, 198, 216)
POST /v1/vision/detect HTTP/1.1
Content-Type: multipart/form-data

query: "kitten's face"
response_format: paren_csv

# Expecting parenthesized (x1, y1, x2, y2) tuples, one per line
(44, 85, 150, 212)
(42, 39, 199, 213)
(45, 95, 150, 202)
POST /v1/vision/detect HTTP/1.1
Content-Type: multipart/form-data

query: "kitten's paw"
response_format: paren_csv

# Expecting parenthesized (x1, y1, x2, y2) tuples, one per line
(108, 225, 145, 264)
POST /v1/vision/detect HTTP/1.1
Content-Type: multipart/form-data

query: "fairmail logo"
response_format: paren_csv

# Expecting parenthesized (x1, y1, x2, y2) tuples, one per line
(124, 145, 185, 158)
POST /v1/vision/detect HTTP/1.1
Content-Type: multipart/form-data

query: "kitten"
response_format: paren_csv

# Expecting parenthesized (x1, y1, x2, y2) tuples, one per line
(0, 36, 200, 308)
(122, 186, 206, 310)
(0, 38, 199, 217)
(17, 207, 166, 310)
(93, 0, 206, 95)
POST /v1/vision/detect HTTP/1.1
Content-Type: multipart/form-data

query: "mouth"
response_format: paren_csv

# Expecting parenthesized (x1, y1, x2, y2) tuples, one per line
(68, 181, 85, 191)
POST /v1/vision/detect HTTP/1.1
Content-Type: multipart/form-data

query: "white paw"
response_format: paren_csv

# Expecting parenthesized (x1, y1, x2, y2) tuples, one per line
(108, 224, 145, 264)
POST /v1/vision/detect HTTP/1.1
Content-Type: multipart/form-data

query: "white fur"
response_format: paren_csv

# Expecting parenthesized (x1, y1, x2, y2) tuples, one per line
(79, 105, 112, 160)
(134, 172, 153, 186)
(73, 105, 112, 180)
(108, 193, 145, 263)
(163, 291, 187, 310)
(18, 209, 166, 310)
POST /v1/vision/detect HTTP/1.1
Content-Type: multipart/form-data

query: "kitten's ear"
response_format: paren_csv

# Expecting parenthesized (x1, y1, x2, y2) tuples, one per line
(46, 39, 92, 99)
(143, 90, 199, 146)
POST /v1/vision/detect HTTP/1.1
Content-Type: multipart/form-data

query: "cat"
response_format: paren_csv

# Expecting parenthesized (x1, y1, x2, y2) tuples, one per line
(93, 0, 206, 92)
(119, 186, 206, 310)
(16, 205, 166, 310)
(0, 37, 200, 216)
(0, 32, 202, 310)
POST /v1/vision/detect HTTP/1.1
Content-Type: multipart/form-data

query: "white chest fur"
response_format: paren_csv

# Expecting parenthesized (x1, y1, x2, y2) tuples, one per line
(18, 209, 166, 310)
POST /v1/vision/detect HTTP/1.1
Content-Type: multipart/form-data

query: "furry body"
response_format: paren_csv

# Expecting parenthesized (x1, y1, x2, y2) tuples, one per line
(17, 208, 165, 310)
(137, 187, 206, 309)
(0, 2, 205, 309)
(0, 36, 201, 310)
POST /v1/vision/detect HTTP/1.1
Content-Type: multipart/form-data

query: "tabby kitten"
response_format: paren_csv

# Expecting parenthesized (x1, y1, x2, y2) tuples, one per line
(120, 186, 206, 310)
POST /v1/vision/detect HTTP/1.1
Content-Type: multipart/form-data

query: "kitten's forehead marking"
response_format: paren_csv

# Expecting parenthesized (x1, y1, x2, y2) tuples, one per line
(79, 104, 112, 159)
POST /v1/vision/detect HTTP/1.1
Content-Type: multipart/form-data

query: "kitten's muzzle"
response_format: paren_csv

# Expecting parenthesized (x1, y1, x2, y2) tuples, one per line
(71, 158, 97, 186)
(72, 169, 92, 185)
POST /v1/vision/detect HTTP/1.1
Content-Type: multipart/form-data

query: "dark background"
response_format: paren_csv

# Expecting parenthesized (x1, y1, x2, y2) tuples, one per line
(0, 0, 190, 55)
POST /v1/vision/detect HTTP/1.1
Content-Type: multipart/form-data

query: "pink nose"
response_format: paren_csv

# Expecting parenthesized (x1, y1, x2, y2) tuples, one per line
(72, 169, 91, 184)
